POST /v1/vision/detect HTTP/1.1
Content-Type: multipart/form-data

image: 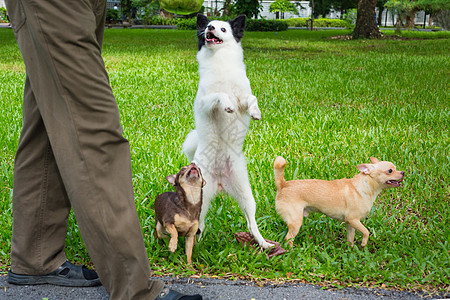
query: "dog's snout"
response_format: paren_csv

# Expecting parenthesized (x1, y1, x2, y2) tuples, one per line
(207, 25, 215, 31)
(400, 171, 405, 176)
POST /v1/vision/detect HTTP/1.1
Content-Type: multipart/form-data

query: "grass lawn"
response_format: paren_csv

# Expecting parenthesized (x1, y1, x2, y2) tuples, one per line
(0, 28, 449, 295)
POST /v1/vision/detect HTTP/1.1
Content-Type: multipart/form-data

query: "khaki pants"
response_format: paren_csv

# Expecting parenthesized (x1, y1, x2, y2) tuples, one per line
(5, 0, 164, 299)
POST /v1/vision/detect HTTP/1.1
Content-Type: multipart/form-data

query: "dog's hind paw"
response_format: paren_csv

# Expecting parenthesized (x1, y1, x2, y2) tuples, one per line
(235, 232, 285, 258)
(261, 240, 275, 249)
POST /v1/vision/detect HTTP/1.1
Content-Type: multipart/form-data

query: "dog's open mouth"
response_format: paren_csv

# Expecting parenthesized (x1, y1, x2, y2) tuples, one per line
(386, 178, 403, 187)
(187, 164, 199, 178)
(205, 31, 223, 45)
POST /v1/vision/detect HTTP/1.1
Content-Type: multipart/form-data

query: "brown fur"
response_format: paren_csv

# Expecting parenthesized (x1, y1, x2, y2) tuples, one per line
(274, 156, 404, 247)
(154, 163, 205, 264)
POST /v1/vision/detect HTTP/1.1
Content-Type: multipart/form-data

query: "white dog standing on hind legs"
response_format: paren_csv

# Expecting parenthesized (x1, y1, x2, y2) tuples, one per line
(182, 14, 274, 249)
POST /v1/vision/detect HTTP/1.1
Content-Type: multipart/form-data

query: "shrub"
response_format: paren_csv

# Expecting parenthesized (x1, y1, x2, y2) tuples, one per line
(0, 7, 6, 23)
(176, 18, 197, 30)
(176, 17, 288, 31)
(246, 19, 289, 31)
(342, 8, 357, 26)
(281, 17, 350, 28)
(282, 17, 309, 27)
(143, 16, 179, 26)
(106, 9, 121, 23)
(314, 18, 349, 27)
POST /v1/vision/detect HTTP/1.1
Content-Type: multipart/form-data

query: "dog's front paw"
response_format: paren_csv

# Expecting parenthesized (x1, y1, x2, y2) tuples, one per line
(224, 106, 235, 113)
(250, 107, 261, 120)
(218, 94, 235, 113)
(169, 239, 178, 253)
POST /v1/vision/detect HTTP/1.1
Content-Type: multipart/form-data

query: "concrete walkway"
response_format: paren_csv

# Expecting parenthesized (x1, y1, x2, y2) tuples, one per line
(0, 274, 437, 300)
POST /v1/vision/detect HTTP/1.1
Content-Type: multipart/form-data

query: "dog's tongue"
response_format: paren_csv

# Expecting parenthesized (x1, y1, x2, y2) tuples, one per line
(386, 179, 402, 187)
(206, 38, 219, 44)
(189, 168, 198, 177)
(206, 34, 223, 45)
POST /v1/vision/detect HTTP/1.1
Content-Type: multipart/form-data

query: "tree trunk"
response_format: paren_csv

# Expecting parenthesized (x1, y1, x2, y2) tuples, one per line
(405, 9, 417, 29)
(385, 9, 389, 26)
(377, 7, 383, 26)
(159, 9, 171, 19)
(223, 0, 232, 16)
(352, 0, 382, 38)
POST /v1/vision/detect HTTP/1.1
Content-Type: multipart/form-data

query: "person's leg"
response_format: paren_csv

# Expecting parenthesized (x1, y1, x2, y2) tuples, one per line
(6, 0, 164, 298)
(10, 77, 71, 275)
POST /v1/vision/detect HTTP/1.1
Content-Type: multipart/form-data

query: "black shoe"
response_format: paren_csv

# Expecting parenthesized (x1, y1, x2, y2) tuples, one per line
(7, 261, 101, 287)
(156, 287, 203, 300)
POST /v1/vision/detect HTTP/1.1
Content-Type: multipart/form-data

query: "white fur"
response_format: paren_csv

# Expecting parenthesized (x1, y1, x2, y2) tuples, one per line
(182, 19, 272, 249)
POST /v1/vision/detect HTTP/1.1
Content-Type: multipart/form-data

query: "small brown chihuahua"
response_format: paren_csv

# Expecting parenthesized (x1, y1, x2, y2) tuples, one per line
(154, 163, 205, 264)
(274, 156, 404, 247)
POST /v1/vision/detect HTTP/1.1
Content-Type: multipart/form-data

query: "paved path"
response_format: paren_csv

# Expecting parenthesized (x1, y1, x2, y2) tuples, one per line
(1, 274, 437, 299)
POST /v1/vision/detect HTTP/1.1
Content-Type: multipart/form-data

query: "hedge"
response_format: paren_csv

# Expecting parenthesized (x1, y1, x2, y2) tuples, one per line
(143, 16, 179, 26)
(177, 18, 288, 31)
(281, 17, 350, 28)
(246, 19, 288, 31)
(176, 18, 197, 30)
(149, 16, 348, 30)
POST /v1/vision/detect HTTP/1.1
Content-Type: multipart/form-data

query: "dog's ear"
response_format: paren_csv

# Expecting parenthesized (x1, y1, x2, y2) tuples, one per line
(165, 174, 177, 186)
(197, 13, 210, 30)
(229, 15, 246, 42)
(197, 14, 209, 51)
(369, 157, 380, 164)
(357, 164, 375, 175)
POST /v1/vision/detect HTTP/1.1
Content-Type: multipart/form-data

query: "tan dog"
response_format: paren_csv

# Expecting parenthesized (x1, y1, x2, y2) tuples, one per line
(274, 156, 404, 247)
(154, 163, 205, 264)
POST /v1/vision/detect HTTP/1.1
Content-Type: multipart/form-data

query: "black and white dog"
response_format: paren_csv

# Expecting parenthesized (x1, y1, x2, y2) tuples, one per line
(183, 14, 273, 249)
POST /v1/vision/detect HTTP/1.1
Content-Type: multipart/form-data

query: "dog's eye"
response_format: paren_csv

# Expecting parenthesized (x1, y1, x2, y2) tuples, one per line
(221, 28, 226, 32)
(388, 169, 393, 174)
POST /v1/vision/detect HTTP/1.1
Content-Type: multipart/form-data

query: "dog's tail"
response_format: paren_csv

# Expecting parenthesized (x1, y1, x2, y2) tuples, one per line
(274, 156, 287, 190)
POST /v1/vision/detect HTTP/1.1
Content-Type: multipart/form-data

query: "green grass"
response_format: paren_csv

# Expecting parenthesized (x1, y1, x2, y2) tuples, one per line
(1, 28, 449, 295)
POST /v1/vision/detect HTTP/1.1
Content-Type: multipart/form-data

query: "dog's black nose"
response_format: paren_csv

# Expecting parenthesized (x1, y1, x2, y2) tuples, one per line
(401, 171, 405, 176)
(207, 25, 215, 31)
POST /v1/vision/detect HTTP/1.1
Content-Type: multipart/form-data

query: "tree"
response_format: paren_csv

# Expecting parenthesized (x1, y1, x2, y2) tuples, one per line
(313, 0, 334, 18)
(232, 0, 262, 18)
(416, 0, 450, 28)
(352, 0, 382, 38)
(106, 8, 121, 23)
(434, 9, 450, 29)
(384, 0, 410, 30)
(330, 0, 358, 17)
(376, 0, 388, 26)
(384, 0, 449, 29)
(269, 0, 299, 19)
(120, 0, 134, 22)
